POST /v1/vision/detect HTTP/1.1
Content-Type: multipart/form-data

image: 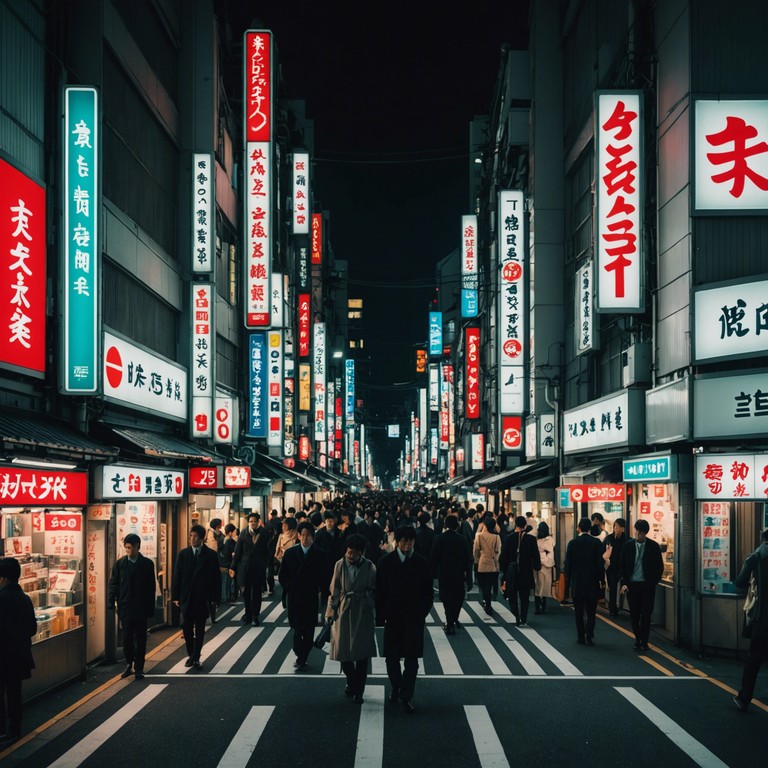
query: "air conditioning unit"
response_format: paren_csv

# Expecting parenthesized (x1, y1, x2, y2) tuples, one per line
(622, 343, 652, 387)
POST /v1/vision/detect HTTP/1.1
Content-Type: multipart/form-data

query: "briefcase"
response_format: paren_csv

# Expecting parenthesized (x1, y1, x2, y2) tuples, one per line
(313, 620, 332, 649)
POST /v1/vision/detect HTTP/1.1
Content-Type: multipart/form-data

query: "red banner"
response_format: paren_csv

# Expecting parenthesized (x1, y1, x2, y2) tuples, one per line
(0, 467, 87, 506)
(311, 213, 322, 264)
(244, 32, 271, 142)
(298, 293, 310, 357)
(44, 513, 82, 532)
(501, 415, 523, 450)
(569, 484, 626, 503)
(465, 328, 480, 419)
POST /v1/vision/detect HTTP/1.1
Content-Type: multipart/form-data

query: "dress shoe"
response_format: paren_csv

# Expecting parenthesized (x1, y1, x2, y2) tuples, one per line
(389, 687, 400, 704)
(344, 685, 354, 697)
(518, 620, 527, 627)
(134, 671, 145, 680)
(639, 642, 649, 652)
(354, 694, 364, 705)
(733, 695, 749, 712)
(402, 699, 416, 714)
(192, 660, 202, 669)
(633, 641, 642, 651)
(120, 664, 133, 679)
(295, 662, 308, 672)
(184, 658, 194, 667)
(586, 637, 595, 646)
(243, 615, 253, 623)
(454, 621, 463, 630)
(293, 658, 301, 668)
(252, 619, 261, 627)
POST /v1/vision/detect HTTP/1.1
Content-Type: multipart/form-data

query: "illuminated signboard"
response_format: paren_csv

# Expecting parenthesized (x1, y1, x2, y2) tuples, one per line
(190, 284, 214, 438)
(293, 152, 309, 234)
(191, 153, 214, 272)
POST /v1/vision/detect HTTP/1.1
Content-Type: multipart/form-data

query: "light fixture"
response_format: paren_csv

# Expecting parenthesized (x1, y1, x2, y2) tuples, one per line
(332, 350, 343, 359)
(10, 457, 78, 470)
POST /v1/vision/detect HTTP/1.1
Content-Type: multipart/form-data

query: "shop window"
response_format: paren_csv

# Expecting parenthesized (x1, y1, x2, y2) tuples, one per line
(636, 483, 676, 584)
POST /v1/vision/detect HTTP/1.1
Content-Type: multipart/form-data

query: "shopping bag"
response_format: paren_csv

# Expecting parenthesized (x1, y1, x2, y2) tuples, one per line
(313, 620, 332, 649)
(553, 572, 568, 603)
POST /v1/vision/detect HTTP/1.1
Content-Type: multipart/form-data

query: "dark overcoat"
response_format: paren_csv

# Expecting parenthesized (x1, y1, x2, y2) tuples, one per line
(375, 550, 433, 659)
(564, 534, 604, 600)
(619, 537, 664, 588)
(172, 544, 220, 619)
(107, 553, 156, 620)
(430, 529, 473, 600)
(500, 530, 541, 593)
(278, 544, 331, 628)
(0, 582, 37, 680)
(231, 526, 270, 589)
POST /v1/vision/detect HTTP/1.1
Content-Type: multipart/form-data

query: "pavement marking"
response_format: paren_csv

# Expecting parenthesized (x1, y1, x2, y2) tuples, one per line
(167, 626, 239, 674)
(214, 605, 237, 623)
(433, 603, 473, 626)
(464, 601, 497, 625)
(639, 655, 675, 677)
(354, 685, 385, 768)
(615, 687, 729, 768)
(211, 627, 263, 674)
(371, 634, 387, 675)
(427, 626, 463, 675)
(489, 626, 545, 675)
(488, 600, 517, 623)
(513, 624, 583, 676)
(464, 705, 510, 768)
(264, 603, 285, 623)
(216, 705, 273, 768)
(146, 672, 706, 681)
(278, 647, 298, 674)
(244, 626, 289, 674)
(323, 653, 342, 676)
(47, 684, 167, 768)
(231, 608, 246, 622)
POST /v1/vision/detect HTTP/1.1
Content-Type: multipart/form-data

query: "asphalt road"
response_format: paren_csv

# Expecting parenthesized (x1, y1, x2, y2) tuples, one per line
(2, 591, 765, 768)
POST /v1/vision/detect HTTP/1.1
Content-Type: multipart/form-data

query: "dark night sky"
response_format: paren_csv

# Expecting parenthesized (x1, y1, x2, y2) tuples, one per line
(231, 1, 530, 477)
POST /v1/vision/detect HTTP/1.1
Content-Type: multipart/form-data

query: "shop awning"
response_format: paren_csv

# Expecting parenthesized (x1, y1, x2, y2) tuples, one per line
(251, 453, 323, 491)
(110, 427, 223, 463)
(517, 474, 557, 491)
(442, 472, 480, 489)
(475, 461, 553, 491)
(561, 460, 622, 483)
(0, 410, 117, 458)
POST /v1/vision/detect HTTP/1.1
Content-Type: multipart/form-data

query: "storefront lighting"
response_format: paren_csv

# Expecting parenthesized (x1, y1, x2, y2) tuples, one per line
(10, 457, 78, 470)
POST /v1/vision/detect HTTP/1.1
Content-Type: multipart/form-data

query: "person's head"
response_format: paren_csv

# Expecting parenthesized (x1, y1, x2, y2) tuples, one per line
(310, 511, 323, 528)
(476, 503, 484, 514)
(247, 513, 260, 529)
(270, 510, 278, 519)
(578, 518, 592, 534)
(324, 511, 337, 530)
(444, 515, 459, 531)
(590, 524, 602, 537)
(340, 508, 354, 523)
(634, 519, 650, 542)
(344, 534, 367, 565)
(0, 556, 21, 584)
(418, 511, 431, 527)
(762, 528, 768, 543)
(613, 518, 626, 536)
(190, 525, 206, 546)
(225, 523, 236, 536)
(295, 510, 307, 522)
(537, 521, 550, 539)
(297, 520, 315, 547)
(124, 532, 141, 558)
(514, 515, 527, 531)
(591, 512, 605, 528)
(394, 525, 416, 555)
(484, 516, 496, 533)
(210, 518, 222, 531)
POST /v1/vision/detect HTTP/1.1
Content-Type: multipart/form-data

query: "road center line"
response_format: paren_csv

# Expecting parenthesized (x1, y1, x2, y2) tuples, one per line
(614, 687, 729, 768)
(47, 684, 167, 768)
(354, 685, 385, 768)
(464, 705, 510, 768)
(216, 705, 273, 768)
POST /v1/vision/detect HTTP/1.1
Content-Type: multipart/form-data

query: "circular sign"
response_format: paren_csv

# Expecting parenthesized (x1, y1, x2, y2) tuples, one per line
(571, 487, 584, 502)
(502, 426, 521, 449)
(502, 339, 523, 359)
(501, 261, 522, 282)
(105, 346, 123, 389)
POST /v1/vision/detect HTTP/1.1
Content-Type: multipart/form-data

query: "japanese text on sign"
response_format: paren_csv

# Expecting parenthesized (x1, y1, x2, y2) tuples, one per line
(192, 153, 213, 272)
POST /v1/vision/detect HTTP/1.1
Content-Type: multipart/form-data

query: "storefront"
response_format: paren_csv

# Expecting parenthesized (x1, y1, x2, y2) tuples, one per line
(694, 452, 768, 654)
(189, 464, 252, 534)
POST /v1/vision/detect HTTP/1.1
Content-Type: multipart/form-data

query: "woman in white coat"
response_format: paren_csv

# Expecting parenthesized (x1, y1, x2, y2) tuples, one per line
(326, 533, 377, 704)
(534, 521, 556, 614)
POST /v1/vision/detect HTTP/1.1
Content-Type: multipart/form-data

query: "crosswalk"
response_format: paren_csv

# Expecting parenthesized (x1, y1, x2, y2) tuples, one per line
(153, 596, 586, 679)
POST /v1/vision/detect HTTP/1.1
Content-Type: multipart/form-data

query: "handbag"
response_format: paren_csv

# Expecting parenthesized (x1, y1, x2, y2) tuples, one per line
(553, 571, 568, 603)
(313, 619, 332, 649)
(743, 574, 758, 639)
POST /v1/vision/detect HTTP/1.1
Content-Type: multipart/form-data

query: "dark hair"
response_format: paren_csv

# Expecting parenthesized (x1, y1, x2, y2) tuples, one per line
(591, 512, 605, 524)
(537, 522, 550, 539)
(515, 516, 527, 530)
(210, 518, 222, 529)
(190, 524, 206, 538)
(296, 511, 307, 520)
(248, 513, 260, 521)
(297, 521, 315, 537)
(418, 511, 431, 527)
(634, 519, 650, 534)
(310, 511, 323, 527)
(345, 534, 367, 553)
(590, 524, 602, 537)
(614, 518, 626, 529)
(444, 515, 459, 531)
(483, 516, 497, 533)
(762, 528, 768, 542)
(0, 557, 21, 581)
(324, 511, 337, 521)
(224, 523, 236, 534)
(124, 533, 141, 547)
(578, 518, 592, 533)
(476, 503, 484, 513)
(394, 525, 416, 543)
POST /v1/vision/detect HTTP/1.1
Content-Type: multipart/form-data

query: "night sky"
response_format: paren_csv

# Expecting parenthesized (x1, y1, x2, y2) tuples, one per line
(229, 1, 530, 478)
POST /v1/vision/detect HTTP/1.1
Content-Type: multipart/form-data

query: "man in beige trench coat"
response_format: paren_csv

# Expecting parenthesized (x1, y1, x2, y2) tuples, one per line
(326, 533, 377, 704)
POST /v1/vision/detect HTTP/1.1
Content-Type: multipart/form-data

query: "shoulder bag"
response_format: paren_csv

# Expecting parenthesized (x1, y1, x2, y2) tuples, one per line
(743, 573, 758, 638)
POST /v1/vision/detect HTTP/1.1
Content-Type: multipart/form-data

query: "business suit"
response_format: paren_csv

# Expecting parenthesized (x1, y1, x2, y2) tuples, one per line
(499, 529, 541, 624)
(279, 544, 331, 666)
(107, 553, 156, 674)
(430, 528, 473, 632)
(564, 533, 604, 642)
(231, 524, 270, 623)
(172, 544, 219, 664)
(619, 536, 664, 648)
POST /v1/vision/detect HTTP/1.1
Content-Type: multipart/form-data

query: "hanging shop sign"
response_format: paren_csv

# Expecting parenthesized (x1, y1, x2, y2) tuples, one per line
(694, 371, 768, 439)
(298, 293, 310, 356)
(246, 332, 267, 438)
(695, 453, 768, 500)
(311, 213, 323, 265)
(461, 214, 478, 318)
(299, 363, 311, 412)
(563, 388, 644, 454)
(345, 359, 355, 423)
(271, 272, 284, 328)
(429, 311, 442, 356)
(189, 466, 251, 490)
(191, 283, 214, 438)
(62, 86, 98, 391)
(575, 259, 596, 355)
(429, 363, 439, 412)
(465, 327, 480, 419)
(103, 331, 187, 421)
(469, 433, 485, 471)
(538, 414, 556, 458)
(1, 157, 46, 377)
(568, 484, 626, 503)
(694, 277, 768, 363)
(313, 322, 326, 442)
(191, 153, 213, 272)
(700, 500, 731, 594)
(693, 98, 768, 214)
(501, 415, 523, 452)
(0, 467, 88, 506)
(595, 91, 643, 313)
(94, 465, 185, 500)
(292, 153, 309, 234)
(213, 390, 236, 445)
(623, 455, 675, 482)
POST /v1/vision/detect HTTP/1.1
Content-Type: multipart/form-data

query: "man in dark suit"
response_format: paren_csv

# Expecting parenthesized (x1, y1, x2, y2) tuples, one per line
(172, 524, 220, 668)
(620, 518, 664, 652)
(278, 521, 331, 671)
(564, 518, 604, 645)
(229, 513, 270, 626)
(500, 515, 541, 626)
(430, 514, 473, 635)
(375, 525, 434, 714)
(604, 517, 627, 616)
(108, 533, 157, 679)
(0, 557, 36, 745)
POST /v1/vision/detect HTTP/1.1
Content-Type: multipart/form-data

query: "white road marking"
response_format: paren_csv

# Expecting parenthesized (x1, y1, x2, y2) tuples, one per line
(427, 626, 463, 675)
(278, 647, 297, 674)
(433, 602, 473, 626)
(487, 600, 517, 623)
(214, 606, 237, 622)
(243, 626, 289, 674)
(465, 601, 497, 625)
(216, 705, 274, 768)
(167, 626, 239, 674)
(264, 603, 285, 623)
(371, 633, 387, 675)
(47, 685, 167, 768)
(354, 685, 385, 768)
(615, 688, 729, 768)
(211, 627, 263, 674)
(490, 626, 545, 675)
(515, 624, 582, 676)
(464, 704, 510, 768)
(323, 653, 342, 675)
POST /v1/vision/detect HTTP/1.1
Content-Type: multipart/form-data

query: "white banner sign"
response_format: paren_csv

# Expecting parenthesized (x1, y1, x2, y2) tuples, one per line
(695, 454, 768, 499)
(564, 390, 629, 453)
(576, 260, 595, 354)
(192, 153, 214, 272)
(694, 372, 768, 439)
(313, 322, 326, 442)
(245, 142, 271, 327)
(292, 152, 309, 234)
(191, 284, 214, 438)
(95, 465, 185, 500)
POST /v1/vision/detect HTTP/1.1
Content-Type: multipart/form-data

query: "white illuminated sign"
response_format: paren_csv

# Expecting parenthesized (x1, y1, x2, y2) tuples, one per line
(576, 259, 596, 354)
(191, 284, 214, 438)
(292, 152, 310, 234)
(313, 322, 326, 442)
(192, 153, 214, 272)
(694, 372, 768, 439)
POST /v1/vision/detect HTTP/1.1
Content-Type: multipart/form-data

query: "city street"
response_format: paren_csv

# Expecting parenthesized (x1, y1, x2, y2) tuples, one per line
(2, 589, 764, 768)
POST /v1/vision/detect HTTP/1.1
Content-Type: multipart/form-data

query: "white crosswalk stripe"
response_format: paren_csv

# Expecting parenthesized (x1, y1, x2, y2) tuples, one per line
(168, 626, 239, 674)
(211, 627, 263, 674)
(217, 705, 274, 768)
(263, 603, 285, 622)
(427, 626, 463, 674)
(244, 626, 290, 674)
(464, 705, 510, 768)
(489, 626, 545, 675)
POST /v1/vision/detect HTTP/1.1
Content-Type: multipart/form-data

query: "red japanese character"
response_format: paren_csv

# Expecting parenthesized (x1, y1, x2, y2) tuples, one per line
(706, 116, 768, 198)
